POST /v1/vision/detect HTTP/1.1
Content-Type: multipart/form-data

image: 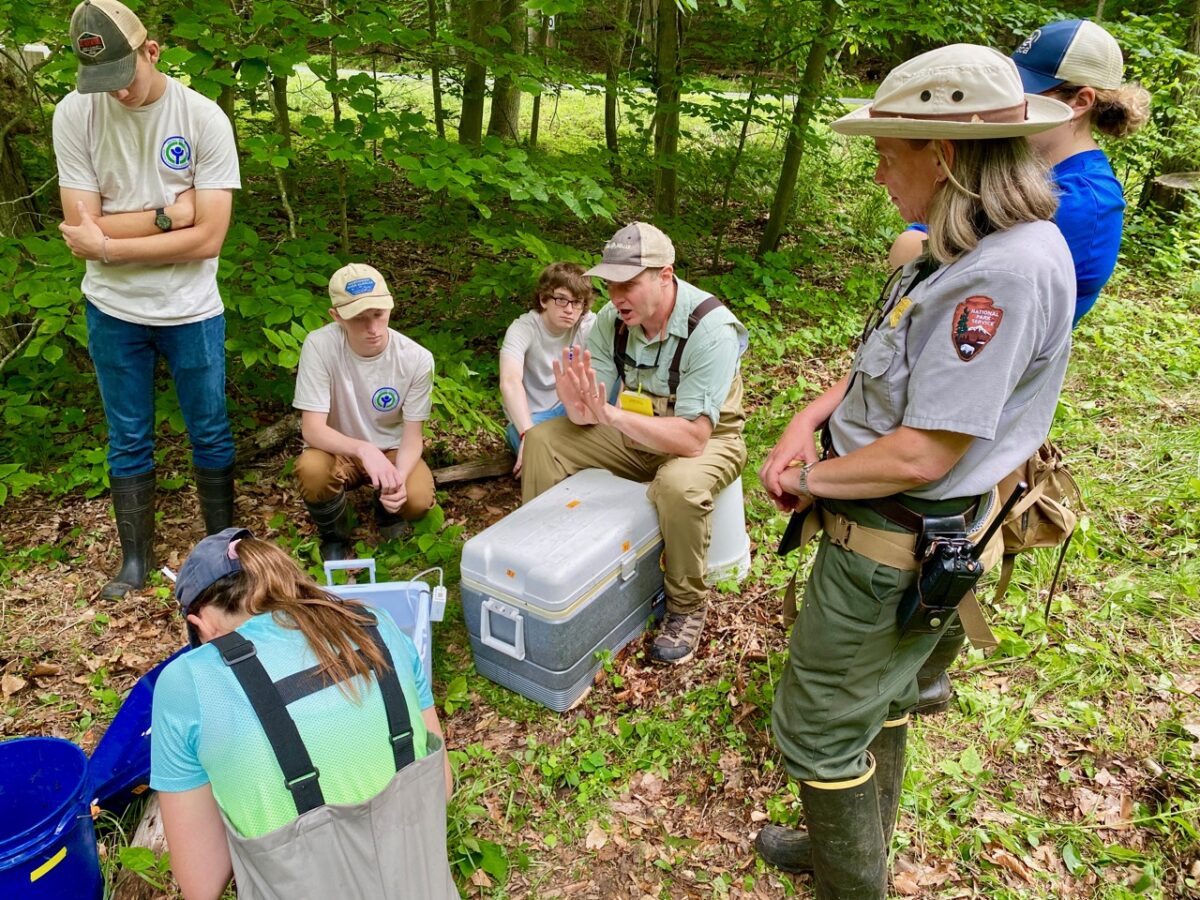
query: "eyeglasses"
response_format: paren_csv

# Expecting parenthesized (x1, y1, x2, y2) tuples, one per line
(550, 294, 586, 310)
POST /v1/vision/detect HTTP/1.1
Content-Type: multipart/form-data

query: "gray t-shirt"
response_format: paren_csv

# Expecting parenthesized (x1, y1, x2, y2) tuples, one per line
(501, 310, 595, 415)
(294, 323, 434, 451)
(829, 220, 1075, 499)
(52, 77, 241, 326)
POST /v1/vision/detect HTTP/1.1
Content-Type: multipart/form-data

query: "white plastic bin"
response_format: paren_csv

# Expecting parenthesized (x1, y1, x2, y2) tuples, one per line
(323, 559, 444, 685)
(706, 477, 751, 585)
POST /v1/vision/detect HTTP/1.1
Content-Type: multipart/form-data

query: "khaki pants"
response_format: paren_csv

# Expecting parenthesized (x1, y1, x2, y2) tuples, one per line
(522, 417, 746, 613)
(294, 448, 436, 521)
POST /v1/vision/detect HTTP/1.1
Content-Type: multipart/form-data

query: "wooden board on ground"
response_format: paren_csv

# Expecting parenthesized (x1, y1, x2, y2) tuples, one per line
(432, 454, 515, 485)
(111, 793, 168, 900)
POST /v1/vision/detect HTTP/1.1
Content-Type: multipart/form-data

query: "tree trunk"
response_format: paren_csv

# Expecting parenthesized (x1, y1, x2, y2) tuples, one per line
(604, 0, 632, 159)
(1140, 0, 1200, 210)
(0, 68, 36, 240)
(459, 0, 493, 145)
(653, 0, 681, 219)
(325, 0, 350, 254)
(427, 0, 446, 139)
(711, 66, 762, 269)
(269, 73, 296, 196)
(529, 16, 550, 148)
(487, 0, 525, 140)
(757, 0, 841, 257)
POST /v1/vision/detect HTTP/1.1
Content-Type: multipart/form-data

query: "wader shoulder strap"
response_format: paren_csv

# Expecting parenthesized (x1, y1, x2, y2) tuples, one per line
(611, 294, 725, 395)
(358, 619, 416, 772)
(212, 632, 326, 815)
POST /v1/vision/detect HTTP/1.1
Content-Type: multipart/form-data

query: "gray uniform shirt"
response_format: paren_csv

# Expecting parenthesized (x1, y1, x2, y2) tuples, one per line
(829, 220, 1075, 499)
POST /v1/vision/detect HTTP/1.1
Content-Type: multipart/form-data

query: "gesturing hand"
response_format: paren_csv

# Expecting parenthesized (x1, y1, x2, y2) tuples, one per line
(553, 345, 601, 425)
(59, 202, 107, 261)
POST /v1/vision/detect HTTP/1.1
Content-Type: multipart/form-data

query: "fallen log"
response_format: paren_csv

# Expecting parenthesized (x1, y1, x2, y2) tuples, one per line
(234, 413, 300, 463)
(432, 453, 515, 485)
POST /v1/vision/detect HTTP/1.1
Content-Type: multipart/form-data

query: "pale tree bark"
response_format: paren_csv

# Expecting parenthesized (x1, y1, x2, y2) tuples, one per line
(459, 0, 493, 145)
(653, 0, 682, 219)
(603, 0, 632, 159)
(757, 0, 841, 257)
(487, 0, 525, 140)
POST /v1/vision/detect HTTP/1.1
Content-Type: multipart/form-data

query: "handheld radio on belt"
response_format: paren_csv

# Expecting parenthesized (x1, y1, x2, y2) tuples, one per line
(896, 481, 1027, 634)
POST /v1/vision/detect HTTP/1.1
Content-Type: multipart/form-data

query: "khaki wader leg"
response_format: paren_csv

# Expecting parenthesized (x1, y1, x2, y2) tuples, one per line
(521, 417, 662, 503)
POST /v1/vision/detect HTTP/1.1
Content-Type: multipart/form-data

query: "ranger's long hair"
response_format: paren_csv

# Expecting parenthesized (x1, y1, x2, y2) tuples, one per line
(191, 538, 389, 698)
(923, 137, 1057, 264)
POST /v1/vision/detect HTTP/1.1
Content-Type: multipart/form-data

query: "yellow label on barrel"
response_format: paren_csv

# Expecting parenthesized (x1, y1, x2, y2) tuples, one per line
(618, 390, 655, 416)
(30, 846, 67, 882)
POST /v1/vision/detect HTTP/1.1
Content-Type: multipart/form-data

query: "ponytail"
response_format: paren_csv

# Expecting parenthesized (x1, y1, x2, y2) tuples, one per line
(191, 538, 390, 698)
(1091, 83, 1151, 139)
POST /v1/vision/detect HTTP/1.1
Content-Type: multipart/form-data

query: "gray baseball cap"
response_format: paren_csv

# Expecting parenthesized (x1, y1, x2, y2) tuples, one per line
(584, 222, 676, 283)
(69, 0, 147, 94)
(176, 527, 252, 645)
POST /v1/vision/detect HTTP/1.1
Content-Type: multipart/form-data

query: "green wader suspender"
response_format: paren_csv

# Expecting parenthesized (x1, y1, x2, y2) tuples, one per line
(211, 610, 415, 816)
(613, 295, 725, 402)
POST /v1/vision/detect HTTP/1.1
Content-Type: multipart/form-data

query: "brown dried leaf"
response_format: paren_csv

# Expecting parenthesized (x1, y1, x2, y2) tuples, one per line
(1, 674, 27, 698)
(988, 848, 1033, 881)
(469, 868, 492, 888)
(585, 823, 608, 851)
(464, 485, 487, 501)
(892, 871, 921, 895)
(30, 663, 63, 678)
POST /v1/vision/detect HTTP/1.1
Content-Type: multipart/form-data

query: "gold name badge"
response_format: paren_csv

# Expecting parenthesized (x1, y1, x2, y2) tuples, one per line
(618, 390, 655, 416)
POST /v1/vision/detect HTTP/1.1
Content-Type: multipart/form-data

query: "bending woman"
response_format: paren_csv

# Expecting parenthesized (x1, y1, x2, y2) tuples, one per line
(151, 528, 457, 900)
(755, 46, 1075, 896)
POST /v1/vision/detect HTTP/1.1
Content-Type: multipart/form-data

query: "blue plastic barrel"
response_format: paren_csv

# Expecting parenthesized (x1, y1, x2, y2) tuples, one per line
(0, 737, 103, 899)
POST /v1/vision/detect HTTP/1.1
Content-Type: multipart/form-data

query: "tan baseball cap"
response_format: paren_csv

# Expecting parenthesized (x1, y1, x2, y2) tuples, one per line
(70, 0, 147, 95)
(584, 222, 675, 283)
(832, 44, 1072, 139)
(328, 263, 394, 319)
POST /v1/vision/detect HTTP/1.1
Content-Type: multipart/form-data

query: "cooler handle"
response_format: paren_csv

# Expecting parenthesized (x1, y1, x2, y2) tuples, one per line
(620, 550, 637, 582)
(323, 559, 377, 585)
(480, 598, 525, 661)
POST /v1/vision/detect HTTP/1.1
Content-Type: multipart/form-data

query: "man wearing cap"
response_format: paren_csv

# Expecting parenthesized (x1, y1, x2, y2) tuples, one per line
(53, 0, 241, 599)
(293, 264, 436, 561)
(521, 223, 748, 665)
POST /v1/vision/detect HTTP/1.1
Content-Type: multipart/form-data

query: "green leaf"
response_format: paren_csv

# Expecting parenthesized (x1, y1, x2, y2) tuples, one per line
(1062, 843, 1085, 875)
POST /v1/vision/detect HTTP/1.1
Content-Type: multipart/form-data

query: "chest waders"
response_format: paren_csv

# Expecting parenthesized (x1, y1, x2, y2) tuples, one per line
(210, 613, 458, 900)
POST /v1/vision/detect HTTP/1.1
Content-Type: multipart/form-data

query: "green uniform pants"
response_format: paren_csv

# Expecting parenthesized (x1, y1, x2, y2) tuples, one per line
(771, 498, 956, 783)
(521, 416, 746, 614)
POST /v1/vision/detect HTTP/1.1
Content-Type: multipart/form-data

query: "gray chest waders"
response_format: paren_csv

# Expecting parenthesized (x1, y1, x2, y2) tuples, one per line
(211, 612, 458, 900)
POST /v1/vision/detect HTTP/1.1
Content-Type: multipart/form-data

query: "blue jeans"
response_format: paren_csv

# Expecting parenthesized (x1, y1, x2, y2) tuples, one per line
(505, 403, 567, 452)
(86, 302, 235, 477)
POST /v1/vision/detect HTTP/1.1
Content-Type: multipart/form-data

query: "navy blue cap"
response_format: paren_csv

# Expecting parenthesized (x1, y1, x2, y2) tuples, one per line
(1012, 21, 1081, 93)
(176, 527, 252, 614)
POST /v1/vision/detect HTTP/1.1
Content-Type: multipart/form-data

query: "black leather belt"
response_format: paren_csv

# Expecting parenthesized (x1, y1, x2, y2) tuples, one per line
(861, 495, 980, 534)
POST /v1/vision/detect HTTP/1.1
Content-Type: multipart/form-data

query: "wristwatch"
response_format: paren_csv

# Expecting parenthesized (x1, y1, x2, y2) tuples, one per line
(154, 207, 172, 232)
(797, 461, 816, 499)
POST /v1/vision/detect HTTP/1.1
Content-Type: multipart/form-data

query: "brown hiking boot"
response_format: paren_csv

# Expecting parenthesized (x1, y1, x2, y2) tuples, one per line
(651, 606, 707, 665)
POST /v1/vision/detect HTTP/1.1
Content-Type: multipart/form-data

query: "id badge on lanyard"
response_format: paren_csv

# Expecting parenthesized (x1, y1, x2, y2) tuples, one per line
(618, 387, 655, 416)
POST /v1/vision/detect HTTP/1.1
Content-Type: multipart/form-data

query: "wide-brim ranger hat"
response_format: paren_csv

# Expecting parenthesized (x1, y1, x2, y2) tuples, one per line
(176, 527, 251, 646)
(70, 0, 147, 94)
(584, 222, 675, 283)
(328, 263, 395, 319)
(1011, 19, 1124, 94)
(831, 44, 1073, 139)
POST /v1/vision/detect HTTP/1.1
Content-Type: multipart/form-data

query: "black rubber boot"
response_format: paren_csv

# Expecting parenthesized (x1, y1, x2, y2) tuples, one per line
(306, 492, 352, 562)
(914, 617, 966, 715)
(755, 721, 907, 874)
(101, 472, 156, 600)
(373, 495, 410, 541)
(195, 463, 236, 535)
(801, 768, 887, 900)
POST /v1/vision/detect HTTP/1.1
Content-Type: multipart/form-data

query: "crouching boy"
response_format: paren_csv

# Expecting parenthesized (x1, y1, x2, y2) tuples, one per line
(293, 263, 436, 561)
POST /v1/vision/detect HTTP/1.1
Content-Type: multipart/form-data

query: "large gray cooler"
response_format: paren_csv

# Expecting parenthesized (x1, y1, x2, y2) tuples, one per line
(460, 469, 665, 711)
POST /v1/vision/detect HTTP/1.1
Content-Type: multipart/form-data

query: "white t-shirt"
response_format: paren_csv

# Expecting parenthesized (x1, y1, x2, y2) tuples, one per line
(501, 310, 596, 414)
(53, 77, 241, 326)
(293, 323, 435, 451)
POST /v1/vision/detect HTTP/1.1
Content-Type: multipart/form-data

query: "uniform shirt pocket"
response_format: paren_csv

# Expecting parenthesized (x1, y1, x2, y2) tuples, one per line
(846, 330, 902, 432)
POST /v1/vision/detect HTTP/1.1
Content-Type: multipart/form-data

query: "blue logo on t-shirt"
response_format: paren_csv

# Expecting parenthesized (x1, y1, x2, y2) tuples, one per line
(160, 136, 192, 171)
(345, 278, 376, 296)
(372, 387, 400, 412)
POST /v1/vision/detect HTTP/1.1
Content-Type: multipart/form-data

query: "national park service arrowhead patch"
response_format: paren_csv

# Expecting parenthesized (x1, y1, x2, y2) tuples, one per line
(952, 296, 1004, 361)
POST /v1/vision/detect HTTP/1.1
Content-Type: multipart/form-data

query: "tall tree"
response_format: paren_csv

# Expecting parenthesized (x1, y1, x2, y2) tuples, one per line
(603, 0, 633, 159)
(459, 0, 494, 145)
(757, 0, 841, 257)
(653, 0, 682, 218)
(428, 0, 447, 139)
(487, 0, 525, 140)
(528, 14, 551, 148)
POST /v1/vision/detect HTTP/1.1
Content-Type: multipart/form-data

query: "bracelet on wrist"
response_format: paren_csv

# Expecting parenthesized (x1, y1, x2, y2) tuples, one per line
(101, 235, 110, 264)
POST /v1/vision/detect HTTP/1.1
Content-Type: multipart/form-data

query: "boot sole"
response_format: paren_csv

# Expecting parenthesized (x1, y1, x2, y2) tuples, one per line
(650, 648, 695, 666)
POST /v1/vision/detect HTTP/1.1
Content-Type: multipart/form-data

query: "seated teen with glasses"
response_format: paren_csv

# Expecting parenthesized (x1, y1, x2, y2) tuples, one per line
(499, 262, 596, 475)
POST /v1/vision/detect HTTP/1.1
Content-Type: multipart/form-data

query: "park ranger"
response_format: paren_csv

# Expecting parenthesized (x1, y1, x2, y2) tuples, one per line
(522, 223, 748, 665)
(754, 45, 1075, 896)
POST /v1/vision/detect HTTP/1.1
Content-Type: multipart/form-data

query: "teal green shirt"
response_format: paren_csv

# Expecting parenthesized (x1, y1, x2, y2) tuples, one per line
(587, 277, 747, 426)
(150, 611, 432, 838)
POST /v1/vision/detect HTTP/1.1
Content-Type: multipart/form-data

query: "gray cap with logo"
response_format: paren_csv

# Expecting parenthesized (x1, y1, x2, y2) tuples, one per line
(69, 0, 147, 94)
(584, 222, 676, 283)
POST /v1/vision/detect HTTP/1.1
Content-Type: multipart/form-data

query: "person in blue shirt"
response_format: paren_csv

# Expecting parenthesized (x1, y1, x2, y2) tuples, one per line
(890, 20, 1149, 326)
(896, 20, 1151, 718)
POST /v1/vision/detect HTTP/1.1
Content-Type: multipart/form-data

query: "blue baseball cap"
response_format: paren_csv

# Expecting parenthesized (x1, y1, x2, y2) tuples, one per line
(1012, 20, 1124, 94)
(176, 528, 252, 644)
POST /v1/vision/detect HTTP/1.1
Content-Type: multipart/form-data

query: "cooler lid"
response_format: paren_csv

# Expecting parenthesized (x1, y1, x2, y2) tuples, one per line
(460, 469, 661, 613)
